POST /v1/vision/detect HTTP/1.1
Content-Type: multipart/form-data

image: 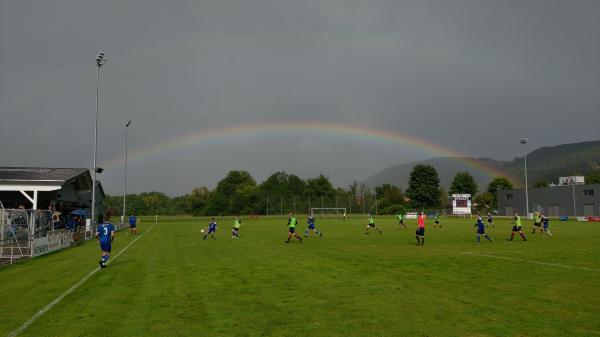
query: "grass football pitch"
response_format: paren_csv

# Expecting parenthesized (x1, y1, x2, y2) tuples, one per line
(1, 215, 599, 337)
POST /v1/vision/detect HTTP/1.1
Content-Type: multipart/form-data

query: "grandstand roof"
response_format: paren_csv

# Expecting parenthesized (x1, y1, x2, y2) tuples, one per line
(0, 167, 89, 183)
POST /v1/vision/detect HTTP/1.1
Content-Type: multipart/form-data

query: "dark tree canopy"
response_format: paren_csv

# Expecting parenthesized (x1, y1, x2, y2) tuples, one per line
(406, 164, 441, 209)
(448, 172, 478, 196)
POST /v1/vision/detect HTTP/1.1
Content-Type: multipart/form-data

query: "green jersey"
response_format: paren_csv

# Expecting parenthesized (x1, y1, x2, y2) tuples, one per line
(535, 213, 542, 223)
(514, 215, 522, 227)
(234, 219, 241, 229)
(288, 217, 297, 228)
(368, 217, 375, 224)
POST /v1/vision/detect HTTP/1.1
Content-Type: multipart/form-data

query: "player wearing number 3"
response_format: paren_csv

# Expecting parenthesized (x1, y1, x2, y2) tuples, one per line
(96, 214, 115, 269)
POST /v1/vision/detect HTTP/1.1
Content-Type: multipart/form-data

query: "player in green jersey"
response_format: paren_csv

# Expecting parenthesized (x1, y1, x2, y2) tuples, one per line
(232, 216, 242, 238)
(365, 214, 382, 235)
(396, 213, 407, 228)
(509, 212, 527, 241)
(286, 212, 302, 244)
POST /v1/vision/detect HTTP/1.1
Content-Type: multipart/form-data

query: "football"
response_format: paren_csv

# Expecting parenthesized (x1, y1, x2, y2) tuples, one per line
(201, 229, 205, 233)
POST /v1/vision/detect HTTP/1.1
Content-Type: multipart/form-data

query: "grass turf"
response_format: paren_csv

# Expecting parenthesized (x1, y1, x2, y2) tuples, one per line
(1, 215, 599, 337)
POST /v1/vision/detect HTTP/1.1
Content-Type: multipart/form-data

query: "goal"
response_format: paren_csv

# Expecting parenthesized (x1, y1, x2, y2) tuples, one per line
(310, 208, 347, 219)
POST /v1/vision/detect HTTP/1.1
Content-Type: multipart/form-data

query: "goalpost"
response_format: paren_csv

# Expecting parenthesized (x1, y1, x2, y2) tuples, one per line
(310, 208, 347, 219)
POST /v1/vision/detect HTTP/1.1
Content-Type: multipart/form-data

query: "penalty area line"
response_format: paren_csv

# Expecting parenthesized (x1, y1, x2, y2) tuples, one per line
(461, 252, 600, 272)
(8, 222, 158, 337)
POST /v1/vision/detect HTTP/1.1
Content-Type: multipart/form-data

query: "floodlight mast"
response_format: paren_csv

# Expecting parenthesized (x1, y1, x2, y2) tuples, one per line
(122, 119, 132, 225)
(91, 51, 106, 228)
(519, 137, 529, 216)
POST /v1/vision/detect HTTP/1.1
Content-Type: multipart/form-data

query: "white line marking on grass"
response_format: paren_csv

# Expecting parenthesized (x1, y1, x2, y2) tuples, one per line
(8, 222, 158, 337)
(461, 252, 600, 272)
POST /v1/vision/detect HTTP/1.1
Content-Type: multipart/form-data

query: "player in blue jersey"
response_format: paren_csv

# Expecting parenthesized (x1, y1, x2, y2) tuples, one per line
(129, 214, 137, 235)
(304, 215, 323, 238)
(474, 212, 492, 242)
(96, 214, 115, 268)
(486, 212, 495, 228)
(542, 213, 552, 235)
(204, 218, 217, 240)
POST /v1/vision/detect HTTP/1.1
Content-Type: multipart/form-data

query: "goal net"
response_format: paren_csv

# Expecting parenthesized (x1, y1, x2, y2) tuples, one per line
(310, 208, 347, 219)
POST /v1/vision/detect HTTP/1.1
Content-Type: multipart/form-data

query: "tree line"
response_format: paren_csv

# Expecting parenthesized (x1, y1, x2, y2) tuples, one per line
(105, 166, 600, 216)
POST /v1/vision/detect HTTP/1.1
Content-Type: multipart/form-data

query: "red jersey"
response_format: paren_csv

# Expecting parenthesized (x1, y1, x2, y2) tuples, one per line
(418, 215, 425, 228)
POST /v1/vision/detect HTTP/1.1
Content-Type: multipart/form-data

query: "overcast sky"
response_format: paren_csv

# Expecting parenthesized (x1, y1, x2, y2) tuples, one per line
(1, 0, 599, 195)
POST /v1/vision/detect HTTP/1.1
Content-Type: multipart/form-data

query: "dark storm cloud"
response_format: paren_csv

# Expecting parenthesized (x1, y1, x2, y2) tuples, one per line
(1, 0, 599, 195)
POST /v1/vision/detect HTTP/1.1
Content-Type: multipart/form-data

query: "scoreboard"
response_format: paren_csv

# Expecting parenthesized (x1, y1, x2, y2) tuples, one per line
(452, 194, 472, 215)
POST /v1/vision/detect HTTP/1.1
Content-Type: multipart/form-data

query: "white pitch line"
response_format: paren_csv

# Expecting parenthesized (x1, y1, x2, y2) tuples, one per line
(461, 252, 600, 272)
(8, 222, 157, 337)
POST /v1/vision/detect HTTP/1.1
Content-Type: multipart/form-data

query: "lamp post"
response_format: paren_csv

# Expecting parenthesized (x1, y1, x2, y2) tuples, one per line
(519, 137, 529, 217)
(122, 119, 132, 225)
(91, 51, 106, 227)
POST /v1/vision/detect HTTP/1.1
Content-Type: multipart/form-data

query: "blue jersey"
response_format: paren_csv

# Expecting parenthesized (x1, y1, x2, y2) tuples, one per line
(476, 217, 485, 231)
(129, 216, 136, 225)
(208, 221, 217, 231)
(542, 217, 549, 228)
(97, 223, 114, 242)
(308, 217, 315, 225)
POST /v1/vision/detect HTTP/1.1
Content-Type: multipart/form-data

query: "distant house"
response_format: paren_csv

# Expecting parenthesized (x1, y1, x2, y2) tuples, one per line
(0, 167, 105, 214)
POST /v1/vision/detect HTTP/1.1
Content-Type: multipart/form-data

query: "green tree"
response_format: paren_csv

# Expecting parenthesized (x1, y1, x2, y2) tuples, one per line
(375, 184, 404, 212)
(487, 177, 514, 210)
(189, 187, 211, 216)
(306, 175, 336, 198)
(206, 171, 257, 215)
(533, 180, 549, 188)
(406, 164, 441, 209)
(585, 174, 600, 184)
(448, 172, 478, 196)
(473, 192, 494, 212)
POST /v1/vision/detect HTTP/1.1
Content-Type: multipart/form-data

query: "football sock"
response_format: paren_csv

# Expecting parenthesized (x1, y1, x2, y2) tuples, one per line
(510, 233, 515, 240)
(520, 233, 526, 240)
(477, 234, 481, 242)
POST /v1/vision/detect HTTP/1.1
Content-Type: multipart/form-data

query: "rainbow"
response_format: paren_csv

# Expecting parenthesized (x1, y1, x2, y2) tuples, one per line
(104, 121, 511, 182)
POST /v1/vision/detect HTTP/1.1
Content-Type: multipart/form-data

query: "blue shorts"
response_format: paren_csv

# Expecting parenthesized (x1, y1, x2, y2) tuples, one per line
(416, 228, 425, 236)
(477, 228, 485, 234)
(208, 228, 216, 233)
(288, 227, 296, 233)
(308, 224, 315, 230)
(100, 241, 112, 252)
(129, 223, 136, 228)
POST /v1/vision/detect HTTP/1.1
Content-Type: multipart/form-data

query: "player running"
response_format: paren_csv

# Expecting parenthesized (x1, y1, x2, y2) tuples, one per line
(129, 214, 137, 235)
(415, 212, 425, 245)
(474, 212, 492, 242)
(396, 213, 407, 228)
(304, 215, 323, 238)
(96, 214, 115, 269)
(542, 213, 552, 235)
(365, 214, 382, 235)
(487, 212, 495, 228)
(509, 212, 527, 241)
(232, 216, 242, 238)
(204, 218, 217, 240)
(532, 211, 543, 234)
(286, 212, 302, 244)
(433, 214, 442, 228)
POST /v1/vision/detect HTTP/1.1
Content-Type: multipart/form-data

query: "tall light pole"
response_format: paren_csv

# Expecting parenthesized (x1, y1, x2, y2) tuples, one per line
(519, 137, 529, 216)
(91, 51, 106, 227)
(122, 119, 132, 224)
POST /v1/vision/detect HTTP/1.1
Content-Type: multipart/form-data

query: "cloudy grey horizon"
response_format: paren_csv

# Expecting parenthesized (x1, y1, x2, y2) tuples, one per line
(1, 0, 599, 196)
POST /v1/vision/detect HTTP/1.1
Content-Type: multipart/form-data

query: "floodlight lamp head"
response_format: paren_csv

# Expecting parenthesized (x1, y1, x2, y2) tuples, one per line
(519, 137, 528, 145)
(96, 51, 106, 67)
(126, 120, 132, 127)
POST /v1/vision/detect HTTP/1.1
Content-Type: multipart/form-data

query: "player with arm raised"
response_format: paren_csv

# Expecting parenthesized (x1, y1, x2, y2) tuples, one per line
(304, 215, 323, 238)
(415, 212, 425, 245)
(474, 212, 492, 242)
(96, 214, 115, 269)
(286, 212, 302, 244)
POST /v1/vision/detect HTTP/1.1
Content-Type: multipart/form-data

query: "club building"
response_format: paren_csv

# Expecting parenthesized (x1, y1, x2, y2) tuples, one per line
(0, 167, 105, 213)
(497, 180, 599, 217)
